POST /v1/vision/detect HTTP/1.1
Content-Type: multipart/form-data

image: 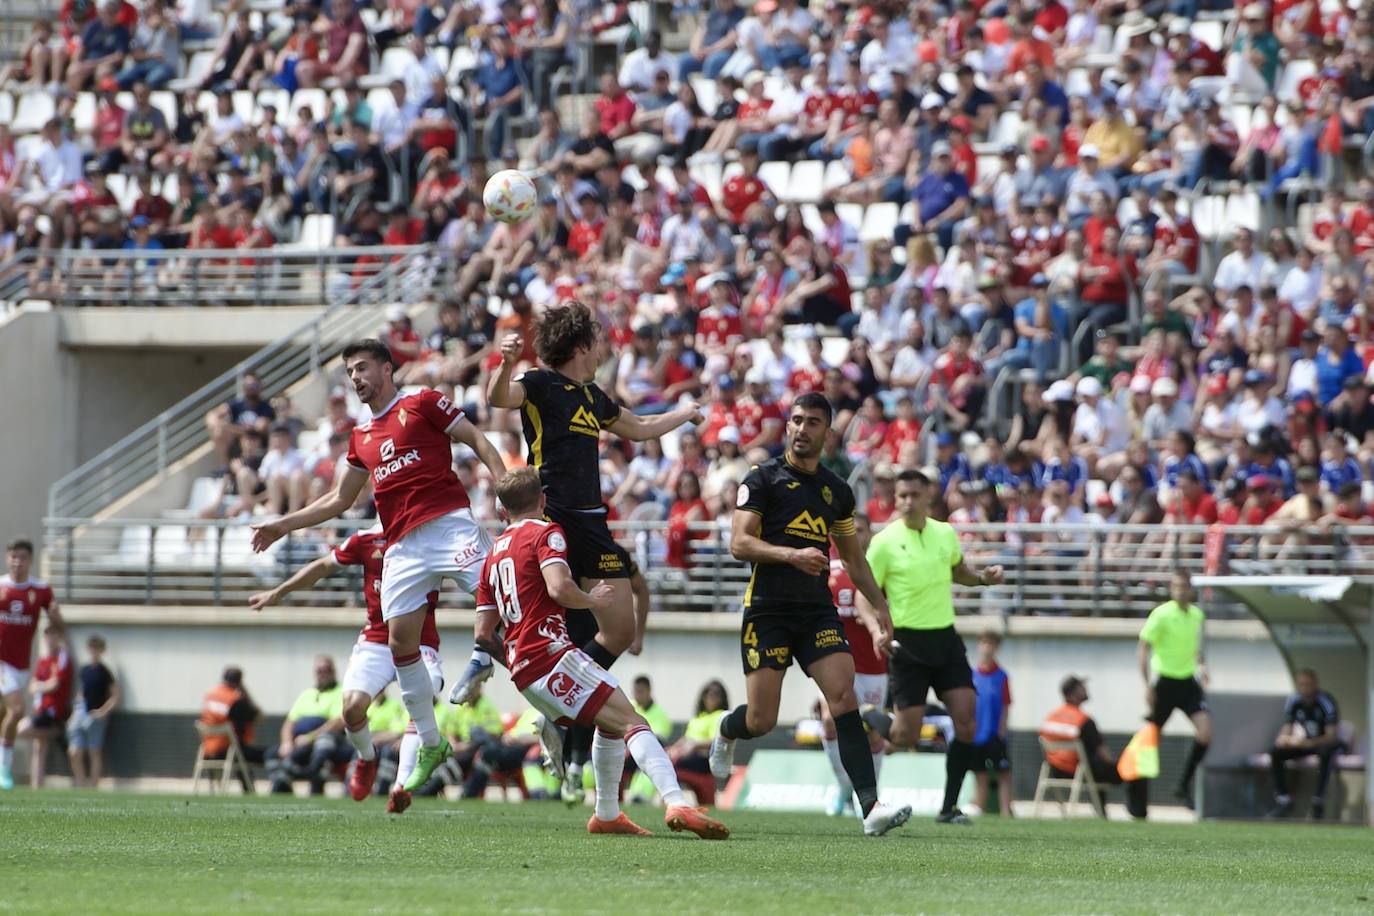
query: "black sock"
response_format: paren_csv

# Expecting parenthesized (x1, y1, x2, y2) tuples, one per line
(719, 705, 755, 741)
(834, 709, 879, 817)
(581, 639, 619, 671)
(861, 708, 894, 741)
(565, 724, 593, 768)
(942, 740, 974, 814)
(1180, 740, 1209, 792)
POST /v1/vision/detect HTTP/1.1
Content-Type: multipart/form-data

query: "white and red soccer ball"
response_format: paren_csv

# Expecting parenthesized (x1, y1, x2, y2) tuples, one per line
(483, 169, 537, 224)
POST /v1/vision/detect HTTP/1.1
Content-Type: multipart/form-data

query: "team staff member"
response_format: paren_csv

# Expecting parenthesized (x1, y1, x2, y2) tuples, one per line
(1139, 572, 1211, 809)
(708, 393, 912, 837)
(859, 469, 1004, 826)
(1268, 668, 1342, 820)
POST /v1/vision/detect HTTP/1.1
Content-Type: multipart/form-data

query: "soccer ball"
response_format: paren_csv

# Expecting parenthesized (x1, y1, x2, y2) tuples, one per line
(483, 169, 537, 224)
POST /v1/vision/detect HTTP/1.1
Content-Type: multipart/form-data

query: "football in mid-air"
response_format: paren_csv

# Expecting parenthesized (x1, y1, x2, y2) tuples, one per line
(483, 169, 537, 224)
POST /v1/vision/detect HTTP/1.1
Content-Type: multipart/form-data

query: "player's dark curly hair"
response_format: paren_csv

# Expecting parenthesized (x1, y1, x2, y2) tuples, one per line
(534, 300, 601, 368)
(341, 338, 396, 368)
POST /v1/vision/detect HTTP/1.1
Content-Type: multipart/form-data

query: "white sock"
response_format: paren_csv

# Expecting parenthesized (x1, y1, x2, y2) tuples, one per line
(394, 655, 440, 746)
(346, 721, 376, 761)
(470, 648, 492, 666)
(872, 750, 884, 787)
(0, 744, 11, 770)
(396, 727, 420, 789)
(592, 729, 627, 820)
(822, 736, 853, 800)
(626, 725, 686, 808)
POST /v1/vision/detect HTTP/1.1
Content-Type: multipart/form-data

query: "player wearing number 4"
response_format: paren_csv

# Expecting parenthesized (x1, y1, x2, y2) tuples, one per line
(251, 339, 507, 796)
(707, 393, 913, 837)
(476, 467, 728, 840)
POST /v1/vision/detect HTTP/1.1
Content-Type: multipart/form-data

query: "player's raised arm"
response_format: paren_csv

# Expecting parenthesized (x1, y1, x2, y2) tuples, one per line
(448, 414, 507, 481)
(730, 505, 827, 574)
(607, 399, 705, 441)
(248, 553, 341, 611)
(486, 334, 528, 409)
(250, 463, 367, 552)
(833, 529, 893, 652)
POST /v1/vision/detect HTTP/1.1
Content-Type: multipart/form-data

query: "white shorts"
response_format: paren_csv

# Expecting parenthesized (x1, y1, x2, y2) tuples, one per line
(520, 648, 618, 728)
(340, 640, 444, 700)
(0, 661, 30, 697)
(854, 672, 887, 708)
(381, 508, 490, 621)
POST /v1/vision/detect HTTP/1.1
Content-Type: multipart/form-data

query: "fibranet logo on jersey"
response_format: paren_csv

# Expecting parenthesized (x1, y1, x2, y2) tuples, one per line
(569, 405, 600, 437)
(373, 448, 422, 482)
(784, 511, 829, 542)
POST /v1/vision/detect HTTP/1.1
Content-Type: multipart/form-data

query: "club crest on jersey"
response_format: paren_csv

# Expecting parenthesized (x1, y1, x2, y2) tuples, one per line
(398, 408, 408, 427)
(379, 439, 396, 461)
(746, 647, 760, 670)
(569, 405, 600, 437)
(786, 481, 800, 489)
(785, 510, 829, 542)
(822, 485, 833, 505)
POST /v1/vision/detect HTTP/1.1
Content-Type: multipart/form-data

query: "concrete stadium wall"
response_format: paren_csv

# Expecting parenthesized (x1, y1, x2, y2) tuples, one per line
(0, 307, 322, 538)
(59, 608, 1291, 736)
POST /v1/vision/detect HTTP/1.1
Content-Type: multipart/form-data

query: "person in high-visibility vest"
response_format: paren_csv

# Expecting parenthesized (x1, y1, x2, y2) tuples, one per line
(1039, 675, 1147, 819)
(1138, 571, 1211, 810)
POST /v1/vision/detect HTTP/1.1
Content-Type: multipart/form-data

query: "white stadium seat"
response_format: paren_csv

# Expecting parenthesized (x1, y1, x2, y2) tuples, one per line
(859, 202, 899, 243)
(12, 91, 55, 134)
(757, 161, 790, 198)
(783, 160, 823, 204)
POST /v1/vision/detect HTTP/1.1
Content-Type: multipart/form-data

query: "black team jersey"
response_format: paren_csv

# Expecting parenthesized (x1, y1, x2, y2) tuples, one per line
(737, 454, 857, 614)
(1284, 690, 1340, 740)
(518, 368, 622, 510)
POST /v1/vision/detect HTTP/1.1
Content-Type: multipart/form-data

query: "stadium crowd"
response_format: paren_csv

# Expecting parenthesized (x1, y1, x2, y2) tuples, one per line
(4, 0, 1374, 571)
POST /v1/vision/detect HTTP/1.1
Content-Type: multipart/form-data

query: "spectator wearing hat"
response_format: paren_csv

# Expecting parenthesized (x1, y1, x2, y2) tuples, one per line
(1064, 144, 1118, 226)
(906, 141, 970, 251)
(1015, 136, 1068, 211)
(1071, 375, 1129, 476)
(1141, 377, 1191, 449)
(1228, 4, 1282, 96)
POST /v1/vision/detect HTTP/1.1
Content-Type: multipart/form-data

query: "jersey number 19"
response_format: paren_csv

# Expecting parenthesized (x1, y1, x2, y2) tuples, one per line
(489, 557, 523, 624)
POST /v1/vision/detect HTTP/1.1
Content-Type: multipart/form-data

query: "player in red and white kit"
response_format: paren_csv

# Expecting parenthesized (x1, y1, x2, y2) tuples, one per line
(0, 538, 63, 790)
(249, 523, 442, 812)
(819, 514, 887, 817)
(476, 468, 728, 840)
(251, 339, 506, 794)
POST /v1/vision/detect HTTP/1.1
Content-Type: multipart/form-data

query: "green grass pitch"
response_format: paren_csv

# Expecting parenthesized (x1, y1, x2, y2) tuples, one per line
(5, 792, 1374, 914)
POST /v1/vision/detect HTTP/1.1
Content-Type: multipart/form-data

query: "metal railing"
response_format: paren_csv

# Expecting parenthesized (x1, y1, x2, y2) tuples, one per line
(0, 245, 437, 308)
(42, 518, 1374, 617)
(45, 246, 438, 521)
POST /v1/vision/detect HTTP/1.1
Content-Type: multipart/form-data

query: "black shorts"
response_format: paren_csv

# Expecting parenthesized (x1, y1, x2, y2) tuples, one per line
(889, 626, 974, 710)
(741, 608, 850, 675)
(973, 736, 1011, 772)
(28, 711, 66, 730)
(1149, 675, 1207, 725)
(544, 502, 631, 581)
(566, 607, 598, 647)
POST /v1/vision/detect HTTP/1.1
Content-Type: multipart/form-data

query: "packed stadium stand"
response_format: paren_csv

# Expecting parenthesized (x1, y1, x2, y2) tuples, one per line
(5, 0, 1374, 621)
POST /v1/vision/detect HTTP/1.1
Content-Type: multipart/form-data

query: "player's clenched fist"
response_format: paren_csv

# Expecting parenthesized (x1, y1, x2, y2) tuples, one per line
(788, 547, 829, 576)
(588, 580, 615, 610)
(499, 334, 523, 366)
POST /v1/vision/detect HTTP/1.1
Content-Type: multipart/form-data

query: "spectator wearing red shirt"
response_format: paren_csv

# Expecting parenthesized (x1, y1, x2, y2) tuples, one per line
(700, 376, 743, 447)
(1242, 475, 1283, 524)
(930, 329, 986, 431)
(18, 627, 72, 789)
(880, 395, 922, 462)
(567, 191, 606, 261)
(1144, 187, 1200, 275)
(738, 368, 785, 453)
(719, 147, 768, 224)
(1005, 12, 1056, 76)
(595, 73, 638, 142)
(1165, 468, 1219, 525)
(1076, 226, 1130, 359)
(866, 470, 897, 524)
(665, 471, 709, 569)
(383, 305, 422, 369)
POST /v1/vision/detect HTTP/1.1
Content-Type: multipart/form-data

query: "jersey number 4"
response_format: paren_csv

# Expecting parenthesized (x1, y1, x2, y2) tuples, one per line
(743, 622, 758, 647)
(489, 557, 523, 625)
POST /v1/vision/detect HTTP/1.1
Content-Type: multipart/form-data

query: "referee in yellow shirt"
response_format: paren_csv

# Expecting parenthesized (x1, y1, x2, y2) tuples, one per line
(859, 469, 1004, 825)
(1139, 571, 1212, 809)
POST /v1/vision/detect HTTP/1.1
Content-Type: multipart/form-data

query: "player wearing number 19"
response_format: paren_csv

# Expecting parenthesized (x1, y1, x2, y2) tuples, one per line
(707, 393, 913, 837)
(250, 340, 507, 795)
(476, 467, 728, 840)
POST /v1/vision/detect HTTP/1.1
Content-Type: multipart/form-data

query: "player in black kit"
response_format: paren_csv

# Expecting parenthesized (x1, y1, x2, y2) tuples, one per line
(1268, 668, 1343, 819)
(707, 392, 912, 836)
(485, 301, 702, 796)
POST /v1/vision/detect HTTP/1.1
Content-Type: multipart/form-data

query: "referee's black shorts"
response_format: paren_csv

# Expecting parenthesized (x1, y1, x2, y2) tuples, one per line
(1148, 675, 1207, 726)
(543, 501, 631, 581)
(889, 626, 974, 710)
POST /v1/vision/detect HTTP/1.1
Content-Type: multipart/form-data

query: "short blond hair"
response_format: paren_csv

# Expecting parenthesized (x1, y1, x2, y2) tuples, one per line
(496, 467, 543, 514)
